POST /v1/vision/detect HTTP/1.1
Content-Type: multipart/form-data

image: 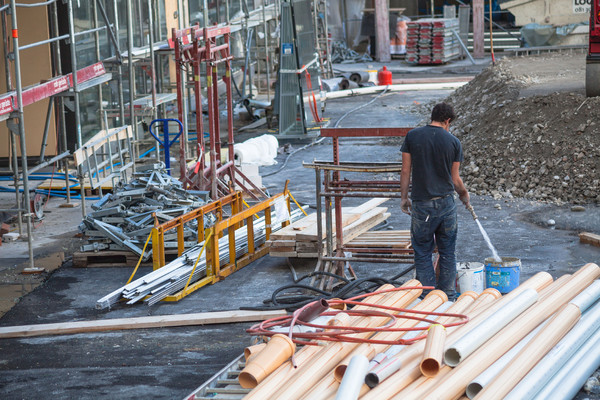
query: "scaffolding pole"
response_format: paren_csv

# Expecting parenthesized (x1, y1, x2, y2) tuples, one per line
(9, 0, 34, 269)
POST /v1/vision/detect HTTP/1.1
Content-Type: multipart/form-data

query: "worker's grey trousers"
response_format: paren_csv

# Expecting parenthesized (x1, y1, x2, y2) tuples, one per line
(410, 195, 457, 301)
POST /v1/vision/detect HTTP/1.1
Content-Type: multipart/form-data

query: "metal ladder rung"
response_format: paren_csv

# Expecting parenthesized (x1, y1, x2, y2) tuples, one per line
(215, 378, 241, 385)
(204, 387, 251, 395)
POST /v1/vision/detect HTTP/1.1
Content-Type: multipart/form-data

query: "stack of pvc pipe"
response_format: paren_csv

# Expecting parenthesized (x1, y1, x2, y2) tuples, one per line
(240, 264, 600, 399)
(96, 207, 306, 309)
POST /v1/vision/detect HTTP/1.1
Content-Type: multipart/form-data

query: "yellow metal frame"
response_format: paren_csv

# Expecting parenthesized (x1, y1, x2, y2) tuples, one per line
(150, 185, 292, 302)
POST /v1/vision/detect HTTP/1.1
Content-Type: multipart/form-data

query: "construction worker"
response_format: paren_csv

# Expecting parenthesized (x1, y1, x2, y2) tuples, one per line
(400, 102, 470, 300)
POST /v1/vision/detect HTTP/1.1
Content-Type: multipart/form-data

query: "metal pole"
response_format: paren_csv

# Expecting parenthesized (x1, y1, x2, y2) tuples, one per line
(262, 3, 270, 101)
(9, 0, 35, 269)
(111, 0, 125, 125)
(39, 99, 53, 161)
(68, 0, 87, 215)
(92, 0, 104, 131)
(126, 0, 137, 143)
(147, 0, 157, 121)
(51, 0, 71, 204)
(1, 5, 22, 234)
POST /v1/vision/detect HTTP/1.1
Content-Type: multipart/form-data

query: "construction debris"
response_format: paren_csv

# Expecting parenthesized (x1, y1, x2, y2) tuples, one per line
(96, 207, 307, 309)
(439, 54, 600, 204)
(78, 163, 212, 258)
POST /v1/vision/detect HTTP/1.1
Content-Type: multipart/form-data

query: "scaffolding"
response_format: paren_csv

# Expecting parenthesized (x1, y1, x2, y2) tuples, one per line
(0, 0, 329, 269)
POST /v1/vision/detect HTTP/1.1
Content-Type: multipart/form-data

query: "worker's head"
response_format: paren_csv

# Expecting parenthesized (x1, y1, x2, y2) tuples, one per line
(431, 103, 456, 127)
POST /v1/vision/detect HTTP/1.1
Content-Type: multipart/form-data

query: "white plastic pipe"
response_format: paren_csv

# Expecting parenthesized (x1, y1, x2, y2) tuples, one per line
(506, 281, 600, 400)
(532, 320, 600, 400)
(444, 288, 538, 367)
(466, 323, 545, 398)
(323, 82, 468, 100)
(335, 355, 370, 400)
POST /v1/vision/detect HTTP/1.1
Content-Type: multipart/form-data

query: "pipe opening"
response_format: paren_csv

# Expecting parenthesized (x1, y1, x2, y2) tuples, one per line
(466, 382, 483, 398)
(238, 372, 258, 389)
(444, 348, 462, 367)
(334, 364, 347, 382)
(365, 372, 380, 388)
(420, 359, 441, 377)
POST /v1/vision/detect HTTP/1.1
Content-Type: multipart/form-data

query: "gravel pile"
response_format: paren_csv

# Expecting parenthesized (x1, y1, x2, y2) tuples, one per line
(443, 57, 600, 204)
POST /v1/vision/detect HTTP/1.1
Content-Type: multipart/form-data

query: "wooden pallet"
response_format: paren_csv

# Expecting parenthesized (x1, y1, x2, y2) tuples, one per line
(72, 249, 178, 268)
(37, 177, 114, 196)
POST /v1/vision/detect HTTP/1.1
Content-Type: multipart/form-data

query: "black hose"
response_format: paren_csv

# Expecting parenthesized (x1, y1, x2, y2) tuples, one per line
(241, 265, 416, 312)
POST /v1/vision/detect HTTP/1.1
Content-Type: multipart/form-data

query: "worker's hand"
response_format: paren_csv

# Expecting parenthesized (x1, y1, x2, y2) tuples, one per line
(401, 198, 412, 215)
(459, 192, 470, 209)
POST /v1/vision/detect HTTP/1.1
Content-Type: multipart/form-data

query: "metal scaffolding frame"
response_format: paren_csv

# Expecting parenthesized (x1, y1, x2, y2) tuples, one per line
(0, 0, 169, 268)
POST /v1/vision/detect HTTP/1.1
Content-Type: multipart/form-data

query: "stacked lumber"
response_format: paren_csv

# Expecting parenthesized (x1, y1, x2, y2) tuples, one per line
(267, 199, 390, 258)
(345, 230, 412, 251)
(580, 232, 600, 247)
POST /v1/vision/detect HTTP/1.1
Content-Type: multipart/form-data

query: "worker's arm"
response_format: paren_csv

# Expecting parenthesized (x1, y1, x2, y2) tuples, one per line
(452, 161, 470, 208)
(400, 152, 412, 215)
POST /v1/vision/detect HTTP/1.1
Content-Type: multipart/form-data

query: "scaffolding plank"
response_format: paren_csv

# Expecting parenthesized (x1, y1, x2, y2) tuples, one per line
(0, 309, 288, 339)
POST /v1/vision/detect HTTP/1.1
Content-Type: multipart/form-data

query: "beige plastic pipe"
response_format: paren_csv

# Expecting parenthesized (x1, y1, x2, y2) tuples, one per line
(392, 276, 574, 400)
(242, 282, 410, 400)
(361, 272, 555, 400)
(363, 289, 500, 393)
(421, 263, 600, 400)
(310, 295, 473, 400)
(300, 291, 449, 399)
(269, 282, 423, 400)
(420, 324, 447, 377)
(239, 334, 296, 388)
(333, 290, 448, 381)
(244, 343, 266, 362)
(473, 302, 582, 400)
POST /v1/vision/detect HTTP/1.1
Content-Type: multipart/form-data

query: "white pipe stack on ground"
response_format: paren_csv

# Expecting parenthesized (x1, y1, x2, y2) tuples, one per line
(474, 278, 600, 400)
(465, 323, 545, 398)
(532, 320, 600, 400)
(444, 288, 539, 366)
(335, 355, 370, 400)
(505, 280, 600, 400)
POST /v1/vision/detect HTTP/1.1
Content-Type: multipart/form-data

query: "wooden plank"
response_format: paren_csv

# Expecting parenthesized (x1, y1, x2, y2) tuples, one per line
(268, 246, 296, 253)
(270, 208, 360, 241)
(0, 309, 288, 339)
(296, 207, 387, 241)
(579, 232, 600, 247)
(342, 211, 390, 244)
(269, 251, 298, 258)
(350, 198, 389, 214)
(265, 240, 296, 247)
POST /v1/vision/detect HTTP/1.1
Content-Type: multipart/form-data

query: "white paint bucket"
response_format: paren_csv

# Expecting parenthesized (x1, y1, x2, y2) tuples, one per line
(456, 262, 485, 294)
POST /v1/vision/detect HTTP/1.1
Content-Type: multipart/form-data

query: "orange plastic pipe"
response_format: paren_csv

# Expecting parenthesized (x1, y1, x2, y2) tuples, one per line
(239, 334, 296, 388)
(333, 290, 448, 381)
(244, 343, 266, 362)
(361, 272, 554, 400)
(269, 282, 423, 400)
(420, 324, 447, 377)
(300, 291, 450, 400)
(243, 281, 419, 400)
(421, 263, 599, 400)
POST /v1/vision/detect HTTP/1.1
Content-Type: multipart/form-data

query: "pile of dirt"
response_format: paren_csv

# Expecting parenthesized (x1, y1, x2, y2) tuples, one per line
(444, 53, 600, 204)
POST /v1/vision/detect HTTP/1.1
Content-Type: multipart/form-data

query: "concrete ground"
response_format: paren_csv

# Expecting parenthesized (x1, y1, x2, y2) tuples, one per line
(0, 56, 599, 399)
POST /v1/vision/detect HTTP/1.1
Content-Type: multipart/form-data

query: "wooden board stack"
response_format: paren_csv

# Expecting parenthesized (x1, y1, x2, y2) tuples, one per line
(267, 199, 391, 258)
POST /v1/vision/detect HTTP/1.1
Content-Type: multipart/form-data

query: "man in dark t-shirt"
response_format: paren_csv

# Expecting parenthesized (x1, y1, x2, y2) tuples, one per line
(400, 102, 470, 300)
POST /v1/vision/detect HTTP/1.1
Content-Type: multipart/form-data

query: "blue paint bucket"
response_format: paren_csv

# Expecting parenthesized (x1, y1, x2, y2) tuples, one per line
(485, 257, 521, 293)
